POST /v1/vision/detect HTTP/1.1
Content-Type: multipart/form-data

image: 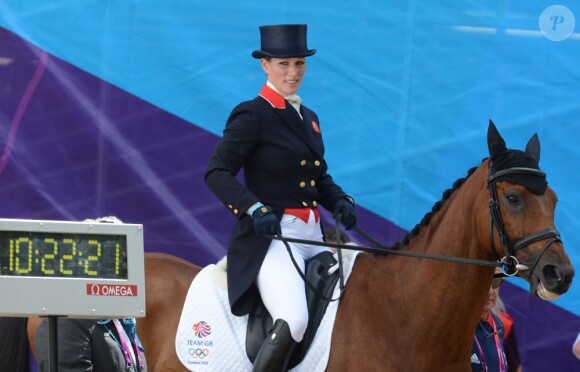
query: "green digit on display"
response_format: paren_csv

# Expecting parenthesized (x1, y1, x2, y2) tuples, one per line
(60, 238, 76, 275)
(41, 238, 58, 275)
(85, 239, 102, 276)
(13, 237, 32, 274)
(115, 242, 120, 275)
(9, 239, 15, 271)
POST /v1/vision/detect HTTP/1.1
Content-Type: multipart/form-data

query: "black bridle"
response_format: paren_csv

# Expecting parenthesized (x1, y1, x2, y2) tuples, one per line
(487, 162, 561, 277)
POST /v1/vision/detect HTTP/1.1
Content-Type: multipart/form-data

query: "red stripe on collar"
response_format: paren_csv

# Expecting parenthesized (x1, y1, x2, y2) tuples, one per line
(259, 84, 286, 109)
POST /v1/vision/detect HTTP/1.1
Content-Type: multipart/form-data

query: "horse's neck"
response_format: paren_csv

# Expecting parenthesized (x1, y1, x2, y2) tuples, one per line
(340, 166, 493, 367)
(398, 165, 492, 312)
(410, 168, 488, 257)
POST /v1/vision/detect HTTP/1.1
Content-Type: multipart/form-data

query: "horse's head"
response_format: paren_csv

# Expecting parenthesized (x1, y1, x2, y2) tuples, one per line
(485, 120, 574, 300)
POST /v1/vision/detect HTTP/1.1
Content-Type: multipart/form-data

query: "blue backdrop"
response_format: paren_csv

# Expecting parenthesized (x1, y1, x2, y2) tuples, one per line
(0, 1, 579, 370)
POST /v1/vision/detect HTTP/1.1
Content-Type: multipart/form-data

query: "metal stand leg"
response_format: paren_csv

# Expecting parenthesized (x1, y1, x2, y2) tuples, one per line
(48, 316, 59, 372)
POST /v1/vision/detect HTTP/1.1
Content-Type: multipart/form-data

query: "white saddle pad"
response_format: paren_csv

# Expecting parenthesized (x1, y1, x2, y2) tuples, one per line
(175, 250, 361, 371)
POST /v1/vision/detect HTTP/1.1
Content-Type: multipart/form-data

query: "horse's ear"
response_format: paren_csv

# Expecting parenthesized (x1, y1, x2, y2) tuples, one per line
(487, 120, 507, 158)
(525, 133, 541, 163)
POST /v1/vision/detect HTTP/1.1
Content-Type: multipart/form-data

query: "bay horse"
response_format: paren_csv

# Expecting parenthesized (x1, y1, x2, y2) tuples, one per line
(0, 122, 575, 371)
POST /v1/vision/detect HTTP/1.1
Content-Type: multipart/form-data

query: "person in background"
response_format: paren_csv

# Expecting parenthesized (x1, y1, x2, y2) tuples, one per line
(323, 226, 351, 252)
(34, 216, 146, 372)
(493, 296, 522, 372)
(573, 332, 580, 359)
(471, 269, 508, 372)
(205, 24, 357, 371)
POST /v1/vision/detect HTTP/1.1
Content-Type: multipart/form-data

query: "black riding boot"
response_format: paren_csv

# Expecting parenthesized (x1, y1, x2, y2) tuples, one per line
(252, 319, 297, 372)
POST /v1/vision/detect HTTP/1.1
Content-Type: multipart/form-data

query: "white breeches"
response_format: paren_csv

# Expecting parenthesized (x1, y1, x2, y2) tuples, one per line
(256, 210, 330, 342)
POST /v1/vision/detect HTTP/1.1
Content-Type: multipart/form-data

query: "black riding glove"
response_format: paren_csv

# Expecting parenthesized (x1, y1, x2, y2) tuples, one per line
(334, 197, 357, 230)
(251, 205, 280, 237)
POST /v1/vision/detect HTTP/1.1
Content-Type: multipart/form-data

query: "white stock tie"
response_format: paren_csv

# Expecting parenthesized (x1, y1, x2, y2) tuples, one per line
(285, 94, 302, 119)
(285, 94, 301, 106)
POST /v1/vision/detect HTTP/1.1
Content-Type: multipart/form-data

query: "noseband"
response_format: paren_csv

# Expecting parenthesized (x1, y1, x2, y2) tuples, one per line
(487, 163, 561, 277)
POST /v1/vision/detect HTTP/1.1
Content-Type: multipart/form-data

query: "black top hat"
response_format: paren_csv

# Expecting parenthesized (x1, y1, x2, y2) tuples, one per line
(252, 24, 316, 59)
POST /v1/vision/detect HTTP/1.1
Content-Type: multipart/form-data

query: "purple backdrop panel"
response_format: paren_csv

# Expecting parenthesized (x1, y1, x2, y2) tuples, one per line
(502, 283, 580, 371)
(0, 26, 229, 266)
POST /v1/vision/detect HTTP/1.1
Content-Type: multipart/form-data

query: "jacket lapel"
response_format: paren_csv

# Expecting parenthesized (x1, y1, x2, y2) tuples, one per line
(258, 84, 323, 157)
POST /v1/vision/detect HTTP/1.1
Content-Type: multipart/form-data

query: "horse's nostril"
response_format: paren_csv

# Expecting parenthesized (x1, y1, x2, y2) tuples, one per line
(542, 264, 557, 281)
(542, 264, 574, 293)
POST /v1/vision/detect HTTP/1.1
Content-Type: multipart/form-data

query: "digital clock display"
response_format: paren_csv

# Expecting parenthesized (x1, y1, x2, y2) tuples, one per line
(0, 231, 128, 279)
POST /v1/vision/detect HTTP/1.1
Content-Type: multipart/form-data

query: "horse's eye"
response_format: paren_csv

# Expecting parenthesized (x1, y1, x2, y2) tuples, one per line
(506, 193, 520, 204)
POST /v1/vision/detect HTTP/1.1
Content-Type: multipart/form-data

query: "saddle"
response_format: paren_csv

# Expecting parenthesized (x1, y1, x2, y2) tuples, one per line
(245, 251, 340, 369)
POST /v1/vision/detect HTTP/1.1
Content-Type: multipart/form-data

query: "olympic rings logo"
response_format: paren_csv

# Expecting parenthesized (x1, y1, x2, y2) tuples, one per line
(189, 348, 210, 359)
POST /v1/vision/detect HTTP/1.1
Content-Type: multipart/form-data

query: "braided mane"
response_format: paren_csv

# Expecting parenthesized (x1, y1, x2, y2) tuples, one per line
(391, 164, 480, 251)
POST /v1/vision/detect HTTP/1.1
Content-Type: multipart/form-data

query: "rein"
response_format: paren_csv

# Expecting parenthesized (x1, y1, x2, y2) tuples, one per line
(269, 162, 560, 297)
(270, 227, 501, 268)
(269, 216, 503, 304)
(269, 222, 505, 303)
(274, 216, 348, 303)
